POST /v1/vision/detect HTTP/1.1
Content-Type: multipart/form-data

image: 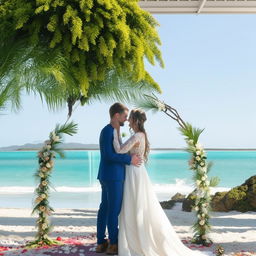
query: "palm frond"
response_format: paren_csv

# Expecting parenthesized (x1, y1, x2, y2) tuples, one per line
(0, 80, 22, 112)
(133, 94, 161, 112)
(206, 161, 213, 173)
(55, 122, 78, 136)
(179, 123, 204, 143)
(21, 45, 69, 111)
(1, 36, 162, 115)
(209, 177, 220, 187)
(0, 85, 10, 109)
(0, 37, 69, 113)
(86, 70, 161, 106)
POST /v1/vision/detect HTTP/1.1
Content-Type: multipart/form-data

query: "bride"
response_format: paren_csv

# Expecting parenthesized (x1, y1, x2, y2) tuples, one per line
(113, 109, 211, 256)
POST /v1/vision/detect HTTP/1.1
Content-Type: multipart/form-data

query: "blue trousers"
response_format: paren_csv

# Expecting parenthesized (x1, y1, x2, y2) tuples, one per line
(97, 180, 124, 245)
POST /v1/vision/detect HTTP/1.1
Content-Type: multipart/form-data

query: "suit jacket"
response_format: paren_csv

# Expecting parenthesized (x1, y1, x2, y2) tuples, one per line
(97, 124, 131, 181)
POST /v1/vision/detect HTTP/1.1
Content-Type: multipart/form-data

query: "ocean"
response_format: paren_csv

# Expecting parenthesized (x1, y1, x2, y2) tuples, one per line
(0, 150, 255, 208)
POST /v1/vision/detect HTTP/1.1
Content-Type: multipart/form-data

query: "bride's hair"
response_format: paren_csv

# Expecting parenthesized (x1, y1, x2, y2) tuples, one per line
(129, 109, 150, 162)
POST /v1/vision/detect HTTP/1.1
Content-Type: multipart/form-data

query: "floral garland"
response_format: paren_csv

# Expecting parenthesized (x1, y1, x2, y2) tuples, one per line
(27, 122, 77, 247)
(139, 94, 219, 246)
(182, 125, 219, 246)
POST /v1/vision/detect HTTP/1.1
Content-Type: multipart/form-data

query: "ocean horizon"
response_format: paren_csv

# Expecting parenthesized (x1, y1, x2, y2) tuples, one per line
(1, 148, 256, 151)
(0, 150, 255, 208)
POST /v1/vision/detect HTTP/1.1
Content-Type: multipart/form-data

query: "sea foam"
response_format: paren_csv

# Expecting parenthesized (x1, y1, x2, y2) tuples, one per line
(0, 179, 230, 195)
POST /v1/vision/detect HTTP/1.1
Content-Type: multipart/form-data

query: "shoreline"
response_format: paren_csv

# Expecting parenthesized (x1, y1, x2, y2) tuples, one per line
(0, 187, 232, 210)
(0, 204, 255, 254)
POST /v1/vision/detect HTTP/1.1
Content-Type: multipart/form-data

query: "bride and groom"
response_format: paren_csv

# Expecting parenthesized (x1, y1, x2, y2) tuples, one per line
(96, 103, 209, 256)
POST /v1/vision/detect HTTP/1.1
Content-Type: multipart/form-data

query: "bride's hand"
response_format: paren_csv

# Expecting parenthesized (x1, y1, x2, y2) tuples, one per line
(114, 127, 120, 137)
(131, 154, 142, 166)
(134, 141, 140, 147)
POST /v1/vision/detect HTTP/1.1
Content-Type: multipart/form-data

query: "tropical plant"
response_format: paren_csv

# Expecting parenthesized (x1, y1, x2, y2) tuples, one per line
(0, 83, 21, 113)
(0, 0, 163, 111)
(0, 37, 69, 113)
(0, 39, 160, 118)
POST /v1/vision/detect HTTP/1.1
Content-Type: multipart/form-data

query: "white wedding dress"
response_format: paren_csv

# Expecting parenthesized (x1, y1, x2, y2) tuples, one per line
(113, 130, 212, 256)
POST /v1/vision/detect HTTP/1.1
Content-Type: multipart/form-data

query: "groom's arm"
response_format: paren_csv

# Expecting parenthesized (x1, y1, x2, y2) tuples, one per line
(101, 127, 131, 165)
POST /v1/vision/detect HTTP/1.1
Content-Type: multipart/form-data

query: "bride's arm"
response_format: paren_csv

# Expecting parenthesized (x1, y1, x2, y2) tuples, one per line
(113, 129, 139, 154)
(117, 129, 123, 145)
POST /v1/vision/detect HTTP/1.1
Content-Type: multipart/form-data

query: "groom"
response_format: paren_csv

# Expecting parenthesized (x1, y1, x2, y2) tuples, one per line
(96, 103, 141, 255)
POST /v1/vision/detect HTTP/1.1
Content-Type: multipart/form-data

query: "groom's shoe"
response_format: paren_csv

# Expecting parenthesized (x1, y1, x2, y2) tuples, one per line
(106, 244, 118, 255)
(96, 240, 108, 253)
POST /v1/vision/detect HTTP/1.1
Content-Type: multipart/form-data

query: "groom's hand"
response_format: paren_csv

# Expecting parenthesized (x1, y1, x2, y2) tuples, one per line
(131, 154, 142, 166)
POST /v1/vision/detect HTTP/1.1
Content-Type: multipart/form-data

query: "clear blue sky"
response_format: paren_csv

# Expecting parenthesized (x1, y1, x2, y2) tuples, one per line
(1, 15, 256, 148)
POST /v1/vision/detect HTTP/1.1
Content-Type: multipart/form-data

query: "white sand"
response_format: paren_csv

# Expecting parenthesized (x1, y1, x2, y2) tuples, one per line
(0, 203, 255, 254)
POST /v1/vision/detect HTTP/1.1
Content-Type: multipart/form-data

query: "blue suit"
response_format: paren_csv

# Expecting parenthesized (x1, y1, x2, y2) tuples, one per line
(97, 124, 131, 245)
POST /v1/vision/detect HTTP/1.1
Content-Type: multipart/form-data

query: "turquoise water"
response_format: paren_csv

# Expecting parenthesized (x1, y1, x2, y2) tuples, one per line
(0, 151, 99, 188)
(0, 150, 256, 188)
(0, 150, 255, 208)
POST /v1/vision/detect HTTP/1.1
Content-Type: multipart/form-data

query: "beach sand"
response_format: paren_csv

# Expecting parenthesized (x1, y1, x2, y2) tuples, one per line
(0, 203, 255, 254)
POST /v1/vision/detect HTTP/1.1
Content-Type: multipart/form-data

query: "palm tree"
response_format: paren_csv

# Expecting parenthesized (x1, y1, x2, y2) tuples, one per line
(0, 0, 164, 115)
(0, 36, 161, 117)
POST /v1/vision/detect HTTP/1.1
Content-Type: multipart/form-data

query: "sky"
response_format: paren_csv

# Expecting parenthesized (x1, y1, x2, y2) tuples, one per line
(1, 14, 256, 148)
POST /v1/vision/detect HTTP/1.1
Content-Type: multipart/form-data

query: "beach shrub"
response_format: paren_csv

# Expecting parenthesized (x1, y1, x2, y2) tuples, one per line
(211, 175, 256, 212)
(171, 192, 186, 202)
(228, 187, 247, 200)
(224, 187, 246, 211)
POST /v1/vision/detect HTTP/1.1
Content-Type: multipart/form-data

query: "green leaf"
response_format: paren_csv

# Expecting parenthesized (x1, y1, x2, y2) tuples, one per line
(209, 177, 220, 187)
(179, 123, 204, 144)
(206, 161, 213, 173)
(55, 121, 78, 136)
